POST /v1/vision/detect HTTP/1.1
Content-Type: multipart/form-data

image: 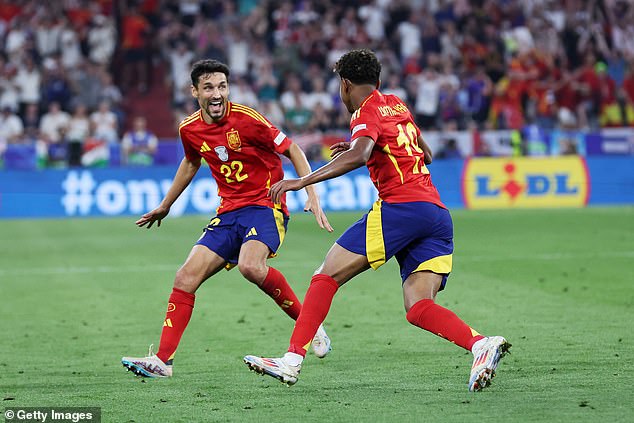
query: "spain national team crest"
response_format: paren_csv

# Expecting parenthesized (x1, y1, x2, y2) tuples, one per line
(214, 145, 229, 161)
(226, 129, 242, 151)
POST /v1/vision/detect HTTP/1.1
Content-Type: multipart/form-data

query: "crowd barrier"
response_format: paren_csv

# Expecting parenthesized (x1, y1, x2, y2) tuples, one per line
(1, 156, 632, 219)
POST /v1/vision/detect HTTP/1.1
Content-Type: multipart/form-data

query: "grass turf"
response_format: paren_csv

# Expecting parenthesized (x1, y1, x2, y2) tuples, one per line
(1, 207, 633, 422)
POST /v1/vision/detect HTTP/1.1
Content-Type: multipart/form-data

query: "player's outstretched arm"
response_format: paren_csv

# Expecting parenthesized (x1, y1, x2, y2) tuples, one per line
(270, 136, 374, 204)
(283, 143, 333, 232)
(136, 157, 201, 228)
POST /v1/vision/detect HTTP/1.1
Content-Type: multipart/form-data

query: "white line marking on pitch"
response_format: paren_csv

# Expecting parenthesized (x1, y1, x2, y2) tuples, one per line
(1, 251, 633, 277)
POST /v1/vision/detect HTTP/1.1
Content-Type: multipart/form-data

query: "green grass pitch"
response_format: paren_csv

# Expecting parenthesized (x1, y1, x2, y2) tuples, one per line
(1, 207, 633, 422)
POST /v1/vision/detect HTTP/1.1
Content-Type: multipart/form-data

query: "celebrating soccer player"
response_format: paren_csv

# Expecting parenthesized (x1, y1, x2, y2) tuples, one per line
(244, 49, 510, 392)
(122, 59, 333, 378)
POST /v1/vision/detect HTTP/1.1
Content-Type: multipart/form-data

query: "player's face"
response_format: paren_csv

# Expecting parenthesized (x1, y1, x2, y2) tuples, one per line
(193, 72, 229, 122)
(339, 78, 354, 113)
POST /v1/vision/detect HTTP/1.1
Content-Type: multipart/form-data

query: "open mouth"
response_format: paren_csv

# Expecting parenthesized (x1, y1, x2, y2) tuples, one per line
(208, 100, 223, 115)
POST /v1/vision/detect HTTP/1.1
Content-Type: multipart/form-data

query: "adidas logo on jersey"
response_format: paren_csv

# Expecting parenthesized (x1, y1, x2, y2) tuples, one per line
(246, 227, 258, 237)
(200, 141, 211, 152)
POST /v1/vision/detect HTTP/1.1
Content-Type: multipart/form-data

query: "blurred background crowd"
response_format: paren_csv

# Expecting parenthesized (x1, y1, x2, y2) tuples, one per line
(1, 0, 634, 168)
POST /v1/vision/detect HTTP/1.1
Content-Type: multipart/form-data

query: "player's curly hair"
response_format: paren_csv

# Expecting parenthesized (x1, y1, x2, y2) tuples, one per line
(333, 49, 381, 86)
(191, 59, 230, 86)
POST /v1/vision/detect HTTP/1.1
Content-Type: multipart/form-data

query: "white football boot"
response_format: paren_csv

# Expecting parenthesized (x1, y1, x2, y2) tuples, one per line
(122, 345, 173, 378)
(311, 324, 332, 358)
(244, 355, 301, 386)
(468, 336, 511, 391)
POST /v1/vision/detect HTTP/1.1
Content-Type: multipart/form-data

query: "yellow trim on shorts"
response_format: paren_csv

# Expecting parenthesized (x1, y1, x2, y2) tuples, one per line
(366, 200, 386, 270)
(413, 254, 453, 274)
(270, 207, 286, 258)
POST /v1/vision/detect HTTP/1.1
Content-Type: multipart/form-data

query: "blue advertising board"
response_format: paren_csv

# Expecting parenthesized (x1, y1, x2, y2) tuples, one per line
(0, 157, 632, 219)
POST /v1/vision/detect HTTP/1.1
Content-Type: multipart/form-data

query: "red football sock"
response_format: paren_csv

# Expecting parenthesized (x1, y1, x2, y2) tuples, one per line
(258, 267, 302, 320)
(406, 299, 484, 351)
(288, 274, 339, 357)
(157, 287, 195, 364)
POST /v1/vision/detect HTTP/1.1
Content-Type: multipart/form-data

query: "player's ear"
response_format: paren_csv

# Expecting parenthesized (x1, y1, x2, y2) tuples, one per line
(376, 78, 381, 89)
(342, 78, 351, 94)
(190, 85, 198, 98)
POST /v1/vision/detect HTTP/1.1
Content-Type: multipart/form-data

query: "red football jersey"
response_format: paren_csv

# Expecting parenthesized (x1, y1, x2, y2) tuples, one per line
(179, 102, 292, 215)
(349, 90, 445, 207)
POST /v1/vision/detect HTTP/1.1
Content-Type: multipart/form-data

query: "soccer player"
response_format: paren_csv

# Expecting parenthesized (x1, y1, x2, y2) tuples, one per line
(244, 49, 510, 392)
(122, 59, 333, 378)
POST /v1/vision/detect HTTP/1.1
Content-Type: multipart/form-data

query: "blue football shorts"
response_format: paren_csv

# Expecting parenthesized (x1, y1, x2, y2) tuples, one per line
(196, 206, 289, 265)
(337, 200, 454, 289)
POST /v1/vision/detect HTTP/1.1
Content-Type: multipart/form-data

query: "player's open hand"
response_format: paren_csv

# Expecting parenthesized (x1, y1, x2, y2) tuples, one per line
(269, 178, 304, 204)
(135, 206, 170, 228)
(304, 195, 333, 232)
(330, 142, 351, 159)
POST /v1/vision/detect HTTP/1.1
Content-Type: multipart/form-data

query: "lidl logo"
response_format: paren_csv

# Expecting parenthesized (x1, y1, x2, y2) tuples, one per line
(462, 157, 589, 209)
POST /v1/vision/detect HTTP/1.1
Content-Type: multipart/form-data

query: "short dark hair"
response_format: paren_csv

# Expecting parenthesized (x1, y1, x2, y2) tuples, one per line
(333, 49, 381, 85)
(191, 59, 230, 87)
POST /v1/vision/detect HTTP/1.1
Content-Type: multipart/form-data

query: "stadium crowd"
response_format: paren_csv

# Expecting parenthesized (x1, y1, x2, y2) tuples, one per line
(1, 0, 634, 168)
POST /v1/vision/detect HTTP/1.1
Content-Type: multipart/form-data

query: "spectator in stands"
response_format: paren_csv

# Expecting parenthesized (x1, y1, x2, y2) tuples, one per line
(121, 4, 150, 93)
(435, 138, 462, 160)
(258, 98, 285, 129)
(167, 40, 195, 108)
(230, 76, 259, 108)
(59, 17, 82, 71)
(551, 108, 586, 156)
(595, 61, 624, 127)
(39, 101, 70, 167)
(39, 101, 69, 144)
(41, 59, 72, 111)
(226, 27, 249, 78)
(254, 59, 280, 102)
(121, 116, 158, 166)
(0, 105, 24, 146)
(279, 73, 309, 112)
(358, 0, 387, 43)
(574, 52, 602, 129)
(280, 74, 312, 133)
(4, 16, 27, 62)
(70, 60, 103, 112)
(414, 66, 441, 130)
(305, 77, 334, 112)
(489, 78, 525, 130)
(0, 56, 19, 113)
(383, 73, 408, 104)
(67, 104, 90, 167)
(15, 56, 41, 116)
(35, 15, 61, 59)
(90, 100, 118, 144)
(307, 102, 332, 133)
(22, 103, 40, 141)
(396, 8, 422, 62)
(99, 72, 124, 125)
(463, 66, 493, 126)
(88, 14, 116, 66)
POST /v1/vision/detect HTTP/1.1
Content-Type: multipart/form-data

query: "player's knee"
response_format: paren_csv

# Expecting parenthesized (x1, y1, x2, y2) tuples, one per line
(238, 262, 266, 284)
(173, 267, 197, 293)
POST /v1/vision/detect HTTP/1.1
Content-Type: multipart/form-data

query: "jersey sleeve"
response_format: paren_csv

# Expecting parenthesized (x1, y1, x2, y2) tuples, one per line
(242, 111, 292, 154)
(349, 107, 381, 143)
(268, 123, 292, 154)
